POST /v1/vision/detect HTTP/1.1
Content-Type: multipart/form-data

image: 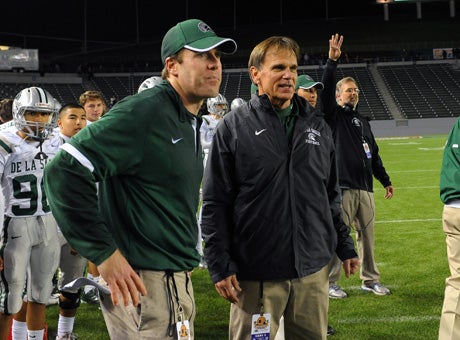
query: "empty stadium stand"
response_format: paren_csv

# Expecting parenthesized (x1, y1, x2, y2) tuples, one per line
(378, 61, 460, 119)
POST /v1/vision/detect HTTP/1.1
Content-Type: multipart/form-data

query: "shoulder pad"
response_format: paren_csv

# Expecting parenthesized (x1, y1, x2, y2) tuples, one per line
(0, 133, 14, 156)
(202, 116, 210, 125)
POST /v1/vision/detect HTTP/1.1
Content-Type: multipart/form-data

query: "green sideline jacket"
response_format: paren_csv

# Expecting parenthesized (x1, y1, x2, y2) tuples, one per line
(441, 116, 460, 204)
(44, 81, 203, 271)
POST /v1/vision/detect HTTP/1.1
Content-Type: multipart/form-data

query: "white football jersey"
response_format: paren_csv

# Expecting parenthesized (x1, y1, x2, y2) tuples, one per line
(200, 114, 221, 151)
(0, 120, 15, 131)
(0, 127, 61, 217)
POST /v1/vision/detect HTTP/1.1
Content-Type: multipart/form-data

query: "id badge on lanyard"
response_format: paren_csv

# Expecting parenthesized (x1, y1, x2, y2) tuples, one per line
(251, 281, 271, 339)
(363, 141, 372, 159)
(176, 320, 191, 340)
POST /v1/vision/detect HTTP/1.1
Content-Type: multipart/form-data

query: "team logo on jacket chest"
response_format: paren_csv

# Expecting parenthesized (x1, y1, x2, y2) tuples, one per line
(352, 117, 361, 127)
(305, 127, 321, 146)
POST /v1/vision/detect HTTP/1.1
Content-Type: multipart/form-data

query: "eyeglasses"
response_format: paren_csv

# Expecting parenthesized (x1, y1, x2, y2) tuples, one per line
(344, 88, 360, 94)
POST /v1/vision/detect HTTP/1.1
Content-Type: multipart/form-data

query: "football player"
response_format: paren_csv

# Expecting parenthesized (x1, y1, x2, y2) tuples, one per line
(0, 87, 61, 340)
(197, 93, 228, 268)
(54, 104, 88, 340)
(200, 93, 228, 162)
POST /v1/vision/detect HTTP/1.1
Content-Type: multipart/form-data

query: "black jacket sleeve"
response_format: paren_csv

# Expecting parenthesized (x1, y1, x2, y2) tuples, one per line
(328, 144, 359, 261)
(367, 123, 392, 187)
(321, 59, 339, 119)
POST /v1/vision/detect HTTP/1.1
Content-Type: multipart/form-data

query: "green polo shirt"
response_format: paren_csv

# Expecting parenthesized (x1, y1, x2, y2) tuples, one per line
(275, 101, 298, 142)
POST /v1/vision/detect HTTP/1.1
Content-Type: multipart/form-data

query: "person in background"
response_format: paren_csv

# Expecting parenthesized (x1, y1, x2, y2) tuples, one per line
(201, 35, 358, 339)
(54, 103, 88, 340)
(78, 90, 107, 302)
(439, 116, 460, 339)
(200, 93, 228, 166)
(197, 93, 228, 268)
(321, 34, 393, 299)
(0, 98, 13, 125)
(0, 87, 61, 340)
(78, 90, 106, 124)
(296, 74, 324, 108)
(43, 18, 237, 339)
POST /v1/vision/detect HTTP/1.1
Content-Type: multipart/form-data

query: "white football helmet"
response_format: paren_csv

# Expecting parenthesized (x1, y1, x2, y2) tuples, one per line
(230, 98, 246, 111)
(138, 76, 162, 93)
(207, 94, 228, 116)
(12, 86, 61, 140)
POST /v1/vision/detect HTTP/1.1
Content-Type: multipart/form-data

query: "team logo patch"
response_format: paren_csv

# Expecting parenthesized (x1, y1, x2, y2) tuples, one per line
(198, 22, 214, 33)
(352, 117, 361, 127)
(305, 127, 321, 146)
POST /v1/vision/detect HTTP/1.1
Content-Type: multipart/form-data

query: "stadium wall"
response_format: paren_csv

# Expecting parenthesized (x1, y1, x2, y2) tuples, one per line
(371, 117, 457, 137)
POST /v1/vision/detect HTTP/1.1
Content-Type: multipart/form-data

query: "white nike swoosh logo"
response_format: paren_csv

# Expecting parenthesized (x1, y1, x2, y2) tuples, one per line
(171, 137, 183, 144)
(255, 129, 267, 136)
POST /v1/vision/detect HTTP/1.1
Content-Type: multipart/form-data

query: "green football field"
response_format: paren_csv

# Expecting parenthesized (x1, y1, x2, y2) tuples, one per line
(45, 134, 450, 339)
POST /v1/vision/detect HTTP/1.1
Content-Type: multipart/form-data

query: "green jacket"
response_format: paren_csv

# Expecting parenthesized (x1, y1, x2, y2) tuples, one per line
(44, 81, 203, 271)
(441, 116, 460, 204)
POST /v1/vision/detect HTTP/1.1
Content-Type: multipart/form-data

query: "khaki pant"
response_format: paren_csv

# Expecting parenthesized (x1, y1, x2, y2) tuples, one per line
(99, 270, 195, 340)
(439, 205, 460, 340)
(329, 189, 380, 285)
(230, 265, 329, 340)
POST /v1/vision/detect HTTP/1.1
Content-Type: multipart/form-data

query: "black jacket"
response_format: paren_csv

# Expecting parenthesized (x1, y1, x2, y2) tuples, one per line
(201, 93, 357, 284)
(321, 59, 392, 192)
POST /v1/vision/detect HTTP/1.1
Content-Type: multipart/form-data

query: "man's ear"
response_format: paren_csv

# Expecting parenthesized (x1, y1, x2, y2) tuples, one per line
(165, 57, 178, 76)
(249, 66, 259, 85)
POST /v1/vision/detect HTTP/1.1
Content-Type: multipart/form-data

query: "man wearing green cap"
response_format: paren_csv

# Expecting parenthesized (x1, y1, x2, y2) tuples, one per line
(43, 19, 236, 339)
(296, 74, 324, 109)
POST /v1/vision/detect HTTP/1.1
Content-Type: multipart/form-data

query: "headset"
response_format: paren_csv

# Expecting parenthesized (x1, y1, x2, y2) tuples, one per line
(342, 102, 354, 113)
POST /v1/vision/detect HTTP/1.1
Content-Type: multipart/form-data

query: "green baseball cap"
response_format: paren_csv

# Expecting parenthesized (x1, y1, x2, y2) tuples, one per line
(296, 74, 324, 90)
(161, 19, 237, 64)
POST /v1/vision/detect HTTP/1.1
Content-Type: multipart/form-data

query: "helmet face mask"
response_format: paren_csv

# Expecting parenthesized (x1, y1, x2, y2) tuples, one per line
(207, 93, 228, 116)
(13, 87, 61, 140)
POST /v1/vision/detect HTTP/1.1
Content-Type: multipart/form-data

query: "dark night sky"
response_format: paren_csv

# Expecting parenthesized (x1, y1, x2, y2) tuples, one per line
(0, 0, 456, 67)
(0, 1, 454, 47)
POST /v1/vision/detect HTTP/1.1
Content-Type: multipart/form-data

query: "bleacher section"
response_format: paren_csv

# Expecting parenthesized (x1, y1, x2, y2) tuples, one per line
(0, 82, 85, 106)
(1, 60, 459, 120)
(378, 62, 460, 119)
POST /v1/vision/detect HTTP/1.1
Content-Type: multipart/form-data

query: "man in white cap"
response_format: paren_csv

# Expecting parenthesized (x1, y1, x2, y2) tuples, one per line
(44, 19, 237, 339)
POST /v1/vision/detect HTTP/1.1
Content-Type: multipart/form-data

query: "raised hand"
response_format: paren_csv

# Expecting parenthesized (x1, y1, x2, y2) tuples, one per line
(329, 34, 344, 61)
